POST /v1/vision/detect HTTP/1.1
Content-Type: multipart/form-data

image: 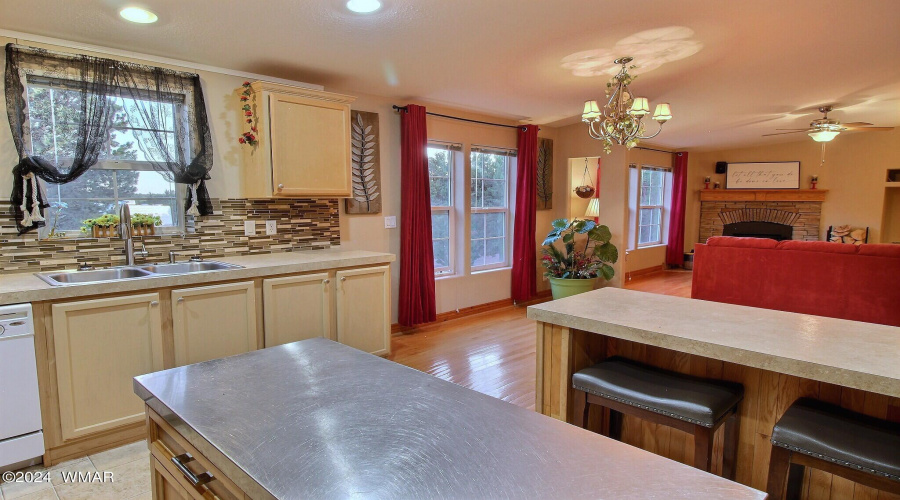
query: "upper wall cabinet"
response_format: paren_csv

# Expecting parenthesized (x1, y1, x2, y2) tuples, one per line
(244, 81, 356, 198)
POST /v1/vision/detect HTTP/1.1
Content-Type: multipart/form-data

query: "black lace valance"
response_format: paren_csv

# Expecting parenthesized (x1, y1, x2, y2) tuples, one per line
(5, 43, 214, 235)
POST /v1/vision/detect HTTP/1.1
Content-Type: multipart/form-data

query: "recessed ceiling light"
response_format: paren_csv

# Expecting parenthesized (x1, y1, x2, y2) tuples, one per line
(346, 0, 381, 13)
(119, 7, 158, 24)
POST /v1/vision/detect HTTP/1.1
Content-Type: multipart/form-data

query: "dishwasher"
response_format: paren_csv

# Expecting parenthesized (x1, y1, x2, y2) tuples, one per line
(0, 304, 44, 471)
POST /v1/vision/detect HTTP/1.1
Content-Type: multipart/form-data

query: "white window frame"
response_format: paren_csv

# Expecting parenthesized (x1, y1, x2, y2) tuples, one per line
(637, 166, 667, 247)
(428, 143, 458, 276)
(469, 146, 514, 272)
(24, 78, 188, 236)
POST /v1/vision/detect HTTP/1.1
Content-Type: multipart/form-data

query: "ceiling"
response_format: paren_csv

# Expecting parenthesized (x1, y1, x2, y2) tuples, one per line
(1, 0, 899, 149)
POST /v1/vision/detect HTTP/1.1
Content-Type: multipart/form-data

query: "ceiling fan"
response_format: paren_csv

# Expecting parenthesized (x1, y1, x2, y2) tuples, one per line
(763, 106, 894, 142)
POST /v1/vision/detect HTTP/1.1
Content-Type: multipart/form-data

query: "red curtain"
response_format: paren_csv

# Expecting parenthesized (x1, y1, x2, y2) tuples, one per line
(666, 151, 689, 267)
(511, 125, 539, 303)
(399, 104, 436, 326)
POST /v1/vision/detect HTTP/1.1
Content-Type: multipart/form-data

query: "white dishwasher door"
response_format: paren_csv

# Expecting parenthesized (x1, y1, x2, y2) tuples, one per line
(0, 303, 44, 471)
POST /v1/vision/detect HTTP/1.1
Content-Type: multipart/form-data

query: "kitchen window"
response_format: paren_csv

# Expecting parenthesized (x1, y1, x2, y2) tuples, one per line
(470, 146, 514, 271)
(25, 79, 185, 235)
(428, 143, 460, 275)
(637, 167, 667, 246)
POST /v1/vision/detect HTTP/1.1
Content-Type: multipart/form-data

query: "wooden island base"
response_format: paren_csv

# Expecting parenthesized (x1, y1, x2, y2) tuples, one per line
(536, 322, 900, 500)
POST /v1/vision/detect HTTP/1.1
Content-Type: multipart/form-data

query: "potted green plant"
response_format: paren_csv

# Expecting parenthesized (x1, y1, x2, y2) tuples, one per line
(81, 214, 120, 238)
(541, 218, 618, 300)
(131, 213, 163, 236)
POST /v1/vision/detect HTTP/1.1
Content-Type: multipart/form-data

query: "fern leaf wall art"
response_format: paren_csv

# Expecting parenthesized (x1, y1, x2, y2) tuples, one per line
(537, 137, 553, 210)
(345, 111, 382, 214)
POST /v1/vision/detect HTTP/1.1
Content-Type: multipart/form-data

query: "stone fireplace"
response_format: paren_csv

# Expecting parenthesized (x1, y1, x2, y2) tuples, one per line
(699, 190, 826, 243)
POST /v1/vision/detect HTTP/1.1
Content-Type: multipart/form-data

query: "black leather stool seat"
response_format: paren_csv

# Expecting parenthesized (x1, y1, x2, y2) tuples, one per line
(572, 357, 744, 428)
(772, 398, 900, 481)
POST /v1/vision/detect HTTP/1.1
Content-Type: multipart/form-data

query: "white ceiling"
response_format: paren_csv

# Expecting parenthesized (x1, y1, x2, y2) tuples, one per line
(1, 0, 899, 149)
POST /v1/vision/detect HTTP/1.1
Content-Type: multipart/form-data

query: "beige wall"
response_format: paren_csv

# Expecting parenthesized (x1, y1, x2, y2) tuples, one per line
(685, 129, 900, 249)
(0, 33, 569, 323)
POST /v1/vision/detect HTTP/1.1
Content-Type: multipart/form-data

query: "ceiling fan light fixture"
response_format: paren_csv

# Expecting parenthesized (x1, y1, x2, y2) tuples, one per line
(809, 130, 839, 142)
(119, 7, 158, 24)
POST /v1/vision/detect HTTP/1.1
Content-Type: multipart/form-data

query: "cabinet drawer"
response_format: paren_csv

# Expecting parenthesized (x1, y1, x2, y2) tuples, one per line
(152, 456, 194, 500)
(147, 408, 244, 500)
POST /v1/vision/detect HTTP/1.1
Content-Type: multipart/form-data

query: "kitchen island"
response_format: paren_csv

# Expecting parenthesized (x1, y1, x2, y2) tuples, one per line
(527, 287, 900, 496)
(134, 338, 765, 499)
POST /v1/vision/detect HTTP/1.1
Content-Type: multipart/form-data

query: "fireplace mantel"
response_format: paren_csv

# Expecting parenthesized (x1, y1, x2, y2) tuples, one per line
(699, 189, 828, 202)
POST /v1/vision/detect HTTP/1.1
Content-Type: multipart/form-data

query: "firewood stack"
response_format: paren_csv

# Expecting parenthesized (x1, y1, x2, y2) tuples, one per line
(829, 225, 867, 245)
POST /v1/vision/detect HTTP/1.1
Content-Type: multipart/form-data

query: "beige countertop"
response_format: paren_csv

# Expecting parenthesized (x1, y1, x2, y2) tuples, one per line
(527, 287, 900, 398)
(0, 249, 395, 305)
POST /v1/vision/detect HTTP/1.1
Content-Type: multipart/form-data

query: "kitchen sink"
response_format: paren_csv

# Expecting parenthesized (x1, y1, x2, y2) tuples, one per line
(36, 267, 154, 286)
(35, 260, 244, 286)
(139, 261, 243, 275)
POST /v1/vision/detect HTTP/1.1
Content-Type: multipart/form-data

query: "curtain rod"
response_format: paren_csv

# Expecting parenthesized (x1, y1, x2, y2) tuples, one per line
(634, 145, 676, 155)
(392, 105, 537, 132)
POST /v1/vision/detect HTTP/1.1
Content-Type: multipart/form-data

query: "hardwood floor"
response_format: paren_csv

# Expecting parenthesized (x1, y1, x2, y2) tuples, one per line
(388, 271, 695, 412)
(624, 269, 693, 297)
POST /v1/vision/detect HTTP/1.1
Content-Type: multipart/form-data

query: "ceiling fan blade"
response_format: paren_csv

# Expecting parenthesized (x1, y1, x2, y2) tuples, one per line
(774, 128, 809, 131)
(844, 126, 894, 132)
(841, 122, 873, 127)
(762, 130, 809, 136)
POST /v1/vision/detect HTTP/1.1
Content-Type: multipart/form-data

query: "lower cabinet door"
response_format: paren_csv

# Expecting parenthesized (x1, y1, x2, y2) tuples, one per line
(51, 294, 164, 441)
(172, 281, 257, 366)
(152, 457, 193, 500)
(263, 273, 332, 347)
(335, 266, 391, 356)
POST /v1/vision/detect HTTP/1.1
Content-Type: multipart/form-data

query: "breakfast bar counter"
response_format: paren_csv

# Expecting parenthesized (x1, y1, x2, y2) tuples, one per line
(527, 287, 900, 495)
(134, 338, 765, 499)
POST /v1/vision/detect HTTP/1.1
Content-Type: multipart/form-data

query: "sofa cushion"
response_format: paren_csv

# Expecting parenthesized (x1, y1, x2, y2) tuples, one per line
(776, 240, 860, 254)
(706, 236, 779, 249)
(858, 244, 900, 258)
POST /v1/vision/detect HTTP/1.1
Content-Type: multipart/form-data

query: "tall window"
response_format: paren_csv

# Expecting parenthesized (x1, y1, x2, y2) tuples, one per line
(470, 146, 513, 271)
(428, 143, 458, 275)
(25, 80, 184, 234)
(638, 167, 666, 246)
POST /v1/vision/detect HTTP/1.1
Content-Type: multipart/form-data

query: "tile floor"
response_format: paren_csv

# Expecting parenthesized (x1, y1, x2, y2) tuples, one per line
(0, 441, 150, 500)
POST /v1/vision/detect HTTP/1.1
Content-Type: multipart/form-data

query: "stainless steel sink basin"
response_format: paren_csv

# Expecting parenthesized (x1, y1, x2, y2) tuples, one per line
(35, 260, 244, 286)
(36, 267, 154, 286)
(139, 261, 243, 275)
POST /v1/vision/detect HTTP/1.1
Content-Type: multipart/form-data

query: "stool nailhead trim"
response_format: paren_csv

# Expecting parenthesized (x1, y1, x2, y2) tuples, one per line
(771, 439, 900, 482)
(573, 384, 716, 428)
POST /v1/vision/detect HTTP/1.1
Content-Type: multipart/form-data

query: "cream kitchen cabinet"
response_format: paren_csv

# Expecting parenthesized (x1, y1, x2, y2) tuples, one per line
(263, 273, 332, 347)
(335, 266, 391, 356)
(244, 81, 356, 198)
(172, 281, 258, 366)
(51, 293, 164, 441)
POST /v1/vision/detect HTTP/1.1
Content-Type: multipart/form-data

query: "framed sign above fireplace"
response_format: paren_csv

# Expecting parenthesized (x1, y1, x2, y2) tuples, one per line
(725, 161, 800, 189)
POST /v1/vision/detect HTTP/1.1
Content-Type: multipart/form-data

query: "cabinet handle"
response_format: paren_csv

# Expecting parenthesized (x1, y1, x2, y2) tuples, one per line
(177, 297, 185, 302)
(322, 279, 330, 284)
(149, 301, 159, 307)
(277, 183, 284, 190)
(171, 453, 214, 487)
(340, 276, 347, 282)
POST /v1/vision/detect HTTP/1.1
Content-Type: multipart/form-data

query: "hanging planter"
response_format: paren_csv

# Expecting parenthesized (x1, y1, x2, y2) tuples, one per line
(574, 157, 595, 198)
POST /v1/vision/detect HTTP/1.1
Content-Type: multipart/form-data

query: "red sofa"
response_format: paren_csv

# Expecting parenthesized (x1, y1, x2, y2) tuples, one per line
(691, 236, 900, 327)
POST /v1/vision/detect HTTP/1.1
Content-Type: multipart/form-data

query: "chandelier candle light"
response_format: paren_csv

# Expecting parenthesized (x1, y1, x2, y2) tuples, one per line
(582, 57, 671, 154)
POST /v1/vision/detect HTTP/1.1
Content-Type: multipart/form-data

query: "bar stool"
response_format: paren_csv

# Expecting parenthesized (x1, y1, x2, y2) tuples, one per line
(767, 398, 900, 499)
(572, 357, 744, 477)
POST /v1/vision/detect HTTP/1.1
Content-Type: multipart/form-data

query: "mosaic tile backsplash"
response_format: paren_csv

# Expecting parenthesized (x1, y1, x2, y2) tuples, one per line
(0, 198, 340, 274)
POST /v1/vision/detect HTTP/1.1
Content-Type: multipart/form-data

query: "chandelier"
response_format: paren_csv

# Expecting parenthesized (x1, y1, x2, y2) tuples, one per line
(581, 57, 672, 153)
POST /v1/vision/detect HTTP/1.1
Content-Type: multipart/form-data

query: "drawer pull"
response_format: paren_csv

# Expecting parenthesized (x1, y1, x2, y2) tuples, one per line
(171, 453, 214, 487)
(149, 301, 159, 307)
(323, 279, 330, 284)
(340, 276, 347, 282)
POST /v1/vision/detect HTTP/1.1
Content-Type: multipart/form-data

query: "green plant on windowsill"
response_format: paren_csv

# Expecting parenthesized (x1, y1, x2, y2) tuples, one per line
(80, 214, 120, 234)
(541, 218, 618, 300)
(131, 213, 162, 227)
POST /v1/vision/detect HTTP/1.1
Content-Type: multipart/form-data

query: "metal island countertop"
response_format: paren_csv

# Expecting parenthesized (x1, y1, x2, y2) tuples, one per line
(133, 338, 765, 500)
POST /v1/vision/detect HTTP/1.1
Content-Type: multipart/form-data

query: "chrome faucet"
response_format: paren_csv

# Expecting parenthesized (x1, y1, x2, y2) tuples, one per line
(118, 203, 147, 265)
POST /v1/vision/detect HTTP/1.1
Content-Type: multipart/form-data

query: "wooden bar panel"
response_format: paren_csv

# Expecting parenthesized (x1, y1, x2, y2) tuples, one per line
(534, 322, 900, 500)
